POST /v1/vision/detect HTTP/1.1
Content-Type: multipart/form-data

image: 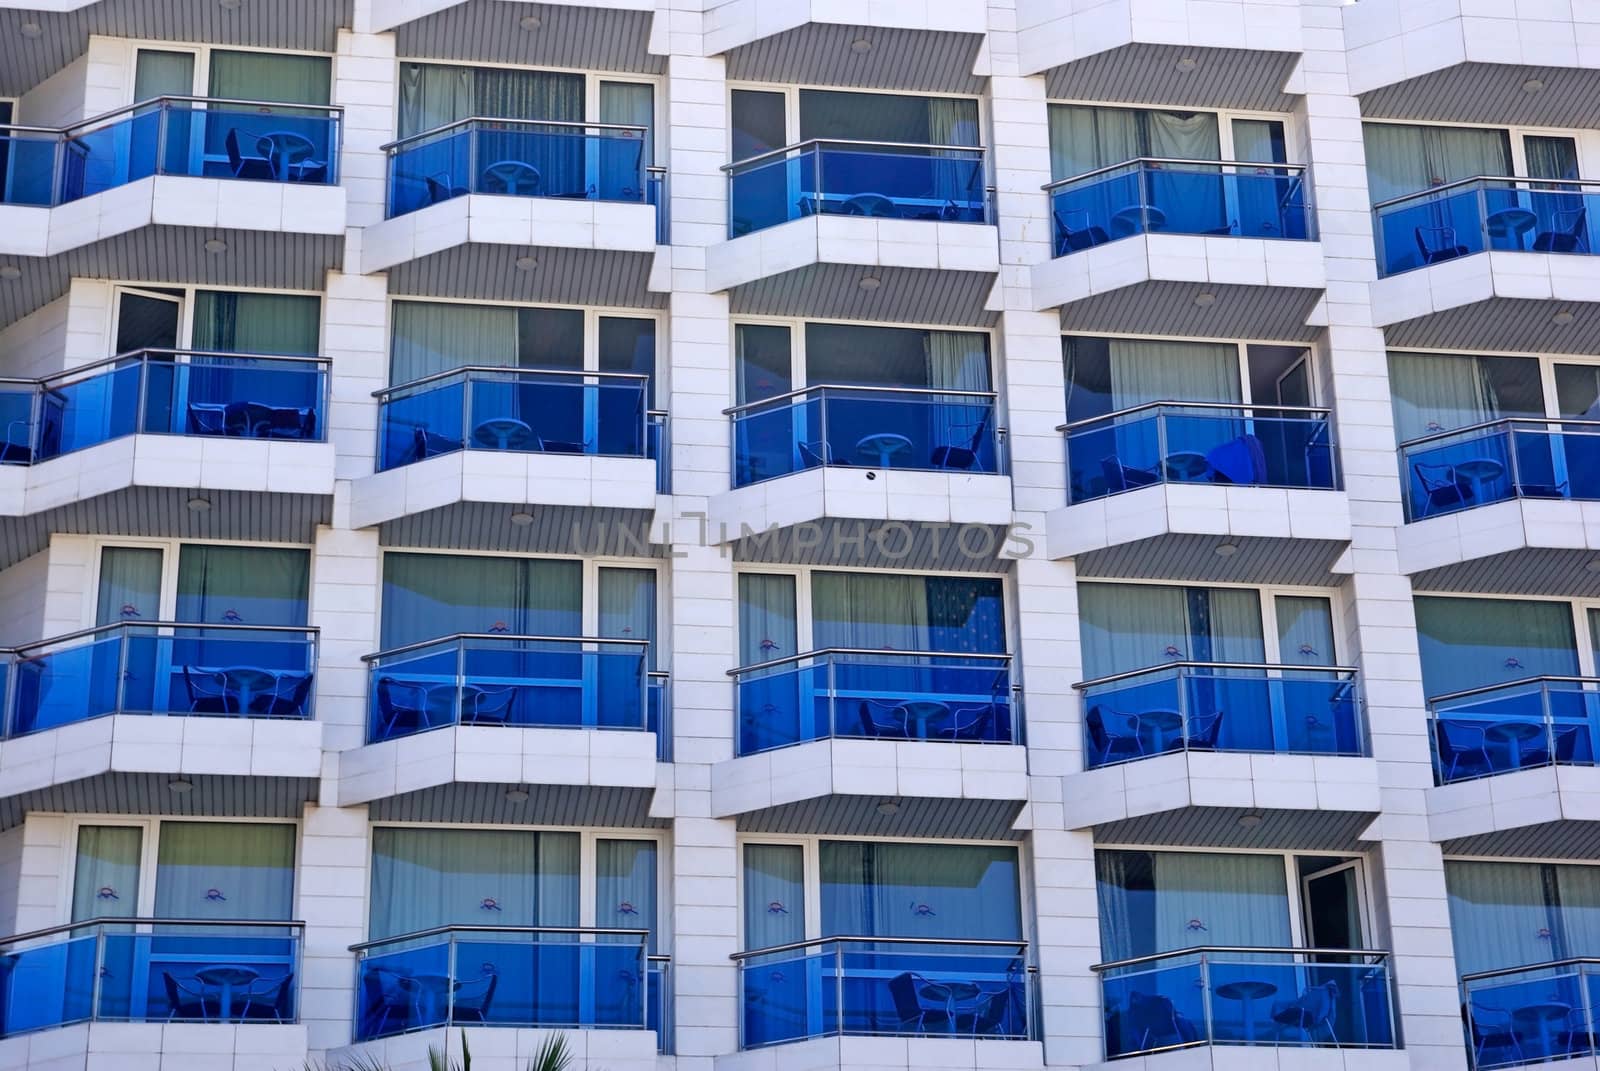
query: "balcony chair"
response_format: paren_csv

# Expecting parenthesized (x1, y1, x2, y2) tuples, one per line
(929, 411, 990, 471)
(374, 676, 435, 739)
(225, 129, 277, 180)
(186, 402, 229, 436)
(1100, 456, 1160, 494)
(1466, 1002, 1525, 1067)
(462, 685, 518, 727)
(1086, 705, 1144, 766)
(1054, 209, 1109, 255)
(163, 972, 213, 1021)
(0, 419, 33, 464)
(1271, 979, 1339, 1043)
(1433, 719, 1499, 781)
(857, 699, 908, 738)
(1412, 462, 1475, 517)
(408, 425, 465, 463)
(840, 192, 898, 218)
(888, 971, 955, 1034)
(251, 672, 314, 719)
(536, 435, 592, 454)
(1534, 207, 1589, 253)
(1415, 226, 1471, 265)
(939, 703, 997, 743)
(481, 161, 541, 196)
(451, 971, 498, 1023)
(1205, 435, 1267, 485)
(1513, 477, 1569, 499)
(1126, 991, 1197, 1052)
(183, 665, 240, 715)
(241, 973, 295, 1022)
(1185, 710, 1224, 751)
(798, 440, 845, 468)
(955, 957, 1022, 1037)
(426, 172, 469, 204)
(246, 403, 317, 441)
(360, 967, 417, 1038)
(1518, 723, 1583, 768)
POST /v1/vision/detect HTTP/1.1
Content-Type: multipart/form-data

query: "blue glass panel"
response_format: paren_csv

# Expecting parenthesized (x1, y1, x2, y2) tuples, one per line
(1431, 680, 1600, 783)
(1375, 181, 1600, 277)
(0, 132, 63, 205)
(1401, 422, 1600, 520)
(1463, 964, 1600, 1069)
(728, 144, 986, 238)
(0, 933, 97, 1034)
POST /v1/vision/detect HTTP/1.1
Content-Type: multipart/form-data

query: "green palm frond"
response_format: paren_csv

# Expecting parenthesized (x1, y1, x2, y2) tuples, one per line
(525, 1033, 573, 1071)
(428, 1030, 472, 1071)
(295, 1055, 394, 1071)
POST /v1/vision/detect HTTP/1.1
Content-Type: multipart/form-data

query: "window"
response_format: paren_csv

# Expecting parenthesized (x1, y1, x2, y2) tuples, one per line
(1415, 596, 1580, 698)
(389, 301, 654, 385)
(1095, 849, 1292, 963)
(730, 88, 981, 161)
(95, 543, 310, 628)
(1387, 351, 1543, 444)
(70, 820, 296, 921)
(1362, 122, 1578, 205)
(1446, 860, 1600, 975)
(819, 841, 1021, 942)
(733, 322, 991, 404)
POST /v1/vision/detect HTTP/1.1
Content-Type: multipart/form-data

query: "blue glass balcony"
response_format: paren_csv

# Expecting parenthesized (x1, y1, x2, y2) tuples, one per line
(0, 349, 328, 465)
(352, 926, 656, 1041)
(1078, 662, 1364, 769)
(1400, 418, 1600, 522)
(375, 367, 652, 473)
(0, 96, 340, 207)
(729, 386, 1003, 488)
(6, 622, 317, 737)
(737, 937, 1029, 1048)
(0, 918, 302, 1035)
(1046, 158, 1312, 254)
(364, 634, 653, 744)
(1064, 403, 1338, 504)
(732, 649, 1014, 756)
(726, 140, 988, 238)
(1429, 677, 1600, 784)
(1374, 177, 1600, 277)
(1462, 958, 1600, 1069)
(1097, 947, 1395, 1059)
(384, 119, 658, 218)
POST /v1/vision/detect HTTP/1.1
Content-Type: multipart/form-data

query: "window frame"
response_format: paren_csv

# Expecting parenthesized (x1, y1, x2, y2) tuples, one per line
(730, 315, 997, 402)
(83, 537, 315, 631)
(725, 81, 989, 162)
(107, 282, 324, 359)
(1042, 99, 1306, 178)
(1062, 330, 1321, 414)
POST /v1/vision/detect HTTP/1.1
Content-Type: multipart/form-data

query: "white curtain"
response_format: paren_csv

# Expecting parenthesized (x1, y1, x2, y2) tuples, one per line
(596, 840, 657, 951)
(1446, 861, 1554, 976)
(380, 553, 583, 648)
(1275, 596, 1336, 667)
(152, 822, 295, 921)
(1146, 112, 1220, 160)
(1152, 852, 1291, 953)
(1079, 582, 1190, 678)
(191, 291, 321, 357)
(1108, 339, 1240, 409)
(927, 98, 980, 203)
(811, 573, 928, 651)
(1204, 589, 1266, 664)
(1046, 104, 1141, 181)
(1387, 352, 1498, 443)
(600, 567, 657, 669)
(818, 841, 1021, 941)
(397, 63, 472, 140)
(1415, 595, 1579, 697)
(925, 332, 991, 392)
(96, 547, 162, 626)
(1557, 865, 1600, 961)
(72, 826, 142, 922)
(743, 844, 804, 950)
(738, 573, 797, 665)
(175, 545, 310, 627)
(207, 51, 330, 106)
(1362, 122, 1511, 205)
(390, 301, 519, 385)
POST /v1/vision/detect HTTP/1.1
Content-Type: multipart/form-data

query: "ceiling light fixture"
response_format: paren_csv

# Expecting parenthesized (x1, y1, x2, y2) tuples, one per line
(1554, 310, 1576, 326)
(19, 22, 42, 39)
(858, 275, 881, 291)
(1523, 78, 1546, 94)
(505, 787, 530, 802)
(168, 777, 194, 794)
(1175, 56, 1198, 73)
(510, 510, 535, 527)
(220, 0, 242, 10)
(1586, 559, 1600, 574)
(514, 256, 538, 272)
(0, 266, 19, 281)
(203, 237, 227, 254)
(519, 14, 542, 30)
(1214, 541, 1239, 558)
(1193, 291, 1216, 307)
(876, 799, 900, 816)
(850, 38, 873, 54)
(186, 496, 212, 513)
(1237, 811, 1263, 829)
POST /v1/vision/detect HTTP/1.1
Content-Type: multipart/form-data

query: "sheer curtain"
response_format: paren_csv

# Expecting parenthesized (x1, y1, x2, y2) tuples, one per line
(1415, 595, 1579, 696)
(380, 553, 583, 647)
(599, 567, 657, 668)
(810, 573, 928, 651)
(1275, 596, 1337, 667)
(152, 822, 295, 921)
(924, 331, 991, 391)
(927, 98, 981, 204)
(819, 841, 1021, 941)
(368, 828, 577, 939)
(390, 301, 519, 384)
(71, 826, 142, 922)
(191, 291, 320, 356)
(737, 573, 797, 664)
(207, 52, 330, 105)
(1078, 582, 1189, 677)
(1145, 112, 1219, 159)
(925, 577, 1006, 654)
(1152, 852, 1291, 952)
(743, 844, 804, 950)
(1387, 352, 1498, 442)
(1362, 123, 1511, 204)
(1046, 104, 1141, 181)
(397, 63, 472, 139)
(598, 82, 654, 200)
(1557, 865, 1600, 959)
(1445, 861, 1553, 975)
(1108, 339, 1240, 408)
(596, 840, 657, 951)
(175, 545, 309, 626)
(96, 547, 162, 625)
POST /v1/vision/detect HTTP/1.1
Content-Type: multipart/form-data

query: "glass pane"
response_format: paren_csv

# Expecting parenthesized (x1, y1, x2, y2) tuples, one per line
(597, 839, 657, 951)
(1416, 595, 1579, 697)
(368, 828, 578, 939)
(799, 90, 978, 147)
(517, 308, 583, 370)
(599, 567, 656, 669)
(1276, 596, 1336, 667)
(743, 844, 804, 950)
(1444, 860, 1553, 975)
(207, 51, 331, 105)
(599, 317, 656, 408)
(735, 324, 791, 404)
(738, 573, 797, 666)
(153, 821, 295, 920)
(1232, 119, 1287, 164)
(820, 841, 1021, 941)
(191, 291, 320, 356)
(175, 545, 309, 626)
(97, 547, 163, 626)
(72, 826, 142, 922)
(1557, 364, 1600, 419)
(134, 50, 195, 100)
(1095, 849, 1291, 962)
(379, 553, 582, 648)
(1527, 136, 1580, 182)
(116, 292, 182, 353)
(732, 90, 786, 162)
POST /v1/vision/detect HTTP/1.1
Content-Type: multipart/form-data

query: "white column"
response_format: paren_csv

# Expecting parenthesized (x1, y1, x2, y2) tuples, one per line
(295, 802, 371, 1056)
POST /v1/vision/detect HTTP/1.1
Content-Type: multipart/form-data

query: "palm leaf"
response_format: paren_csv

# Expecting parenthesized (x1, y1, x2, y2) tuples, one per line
(427, 1029, 473, 1071)
(526, 1033, 573, 1071)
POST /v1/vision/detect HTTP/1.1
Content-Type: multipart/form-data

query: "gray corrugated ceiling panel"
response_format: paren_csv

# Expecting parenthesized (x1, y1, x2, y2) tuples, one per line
(0, 771, 318, 831)
(1381, 296, 1600, 357)
(1092, 806, 1377, 852)
(370, 783, 666, 828)
(724, 25, 984, 95)
(1443, 820, 1600, 860)
(396, 1, 662, 75)
(736, 795, 1025, 841)
(1412, 548, 1600, 598)
(1359, 64, 1600, 128)
(380, 503, 661, 558)
(1058, 280, 1323, 343)
(0, 0, 352, 95)
(1076, 534, 1349, 588)
(731, 519, 1015, 573)
(729, 264, 998, 327)
(387, 246, 664, 310)
(1044, 44, 1299, 113)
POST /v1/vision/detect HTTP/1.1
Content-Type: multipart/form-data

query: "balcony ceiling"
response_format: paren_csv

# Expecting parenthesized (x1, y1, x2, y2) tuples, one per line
(1074, 533, 1348, 589)
(724, 25, 984, 95)
(0, 228, 342, 332)
(729, 265, 998, 328)
(0, 0, 351, 96)
(1093, 806, 1375, 853)
(1043, 43, 1298, 113)
(736, 795, 1024, 841)
(394, 0, 663, 75)
(0, 771, 318, 832)
(1441, 821, 1600, 861)
(380, 503, 662, 558)
(1359, 64, 1600, 129)
(387, 246, 665, 310)
(730, 519, 1013, 574)
(1058, 280, 1322, 344)
(369, 782, 666, 828)
(1380, 296, 1600, 358)
(0, 487, 333, 571)
(1413, 548, 1600, 600)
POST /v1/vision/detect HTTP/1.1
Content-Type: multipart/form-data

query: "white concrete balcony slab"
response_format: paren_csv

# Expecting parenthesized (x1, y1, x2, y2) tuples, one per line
(713, 1034, 1045, 1071)
(1428, 765, 1600, 858)
(0, 1022, 308, 1071)
(371, 0, 656, 34)
(1396, 497, 1600, 596)
(1016, 0, 1304, 111)
(1076, 1034, 1410, 1071)
(711, 739, 1028, 839)
(706, 215, 1000, 326)
(334, 1024, 660, 1071)
(1048, 482, 1351, 586)
(1033, 233, 1326, 341)
(1346, 0, 1600, 126)
(351, 450, 658, 526)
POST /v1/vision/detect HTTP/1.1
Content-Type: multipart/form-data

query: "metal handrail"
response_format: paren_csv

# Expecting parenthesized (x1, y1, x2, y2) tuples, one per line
(1461, 956, 1600, 984)
(381, 116, 649, 154)
(1043, 156, 1306, 192)
(1398, 414, 1600, 451)
(732, 935, 1027, 961)
(0, 94, 343, 138)
(11, 620, 318, 656)
(0, 348, 330, 392)
(1, 916, 306, 946)
(1372, 173, 1600, 212)
(351, 923, 650, 954)
(1057, 399, 1332, 434)
(728, 647, 1013, 676)
(373, 364, 650, 400)
(1427, 674, 1600, 706)
(1092, 945, 1391, 973)
(361, 631, 650, 664)
(723, 382, 999, 417)
(723, 137, 987, 174)
(1075, 660, 1358, 691)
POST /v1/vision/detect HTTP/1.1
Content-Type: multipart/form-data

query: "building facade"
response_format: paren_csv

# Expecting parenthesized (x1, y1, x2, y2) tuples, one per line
(0, 0, 1594, 1069)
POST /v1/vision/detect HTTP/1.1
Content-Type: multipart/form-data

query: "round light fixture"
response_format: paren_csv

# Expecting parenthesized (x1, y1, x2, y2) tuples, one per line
(168, 777, 194, 794)
(1193, 292, 1216, 307)
(858, 275, 882, 291)
(1214, 541, 1239, 558)
(1523, 78, 1546, 94)
(0, 266, 19, 281)
(505, 787, 531, 802)
(510, 510, 535, 527)
(1586, 559, 1600, 574)
(1175, 56, 1198, 73)
(519, 14, 541, 30)
(1554, 310, 1576, 326)
(850, 38, 873, 54)
(19, 22, 42, 39)
(1237, 812, 1263, 829)
(203, 238, 228, 254)
(186, 496, 212, 513)
(514, 256, 538, 272)
(876, 799, 900, 816)
(220, 0, 242, 9)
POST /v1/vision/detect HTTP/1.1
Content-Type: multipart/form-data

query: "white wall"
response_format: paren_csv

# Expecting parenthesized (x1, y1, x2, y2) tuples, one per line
(0, 550, 49, 647)
(0, 297, 70, 381)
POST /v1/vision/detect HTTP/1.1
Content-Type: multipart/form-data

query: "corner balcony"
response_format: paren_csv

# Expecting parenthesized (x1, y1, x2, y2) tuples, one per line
(361, 119, 663, 309)
(1064, 662, 1379, 845)
(1016, 0, 1303, 112)
(1371, 179, 1600, 354)
(707, 142, 999, 325)
(350, 368, 663, 552)
(0, 917, 304, 1062)
(1346, 0, 1600, 127)
(1461, 958, 1600, 1071)
(708, 386, 1014, 569)
(1427, 677, 1600, 854)
(1033, 160, 1325, 340)
(712, 650, 1026, 838)
(732, 937, 1038, 1065)
(1396, 419, 1600, 593)
(1095, 947, 1397, 1065)
(1046, 403, 1350, 584)
(337, 635, 665, 827)
(0, 622, 321, 816)
(343, 925, 666, 1058)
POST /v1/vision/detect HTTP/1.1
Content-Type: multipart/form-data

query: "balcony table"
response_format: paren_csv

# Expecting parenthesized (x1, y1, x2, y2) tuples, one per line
(1112, 203, 1166, 236)
(260, 131, 318, 181)
(1487, 207, 1539, 249)
(1133, 709, 1183, 752)
(472, 418, 535, 451)
(1514, 1001, 1573, 1057)
(216, 666, 285, 715)
(897, 700, 952, 740)
(1214, 979, 1277, 1042)
(1487, 720, 1544, 768)
(194, 964, 259, 1022)
(1454, 457, 1506, 501)
(856, 432, 913, 468)
(1163, 451, 1211, 481)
